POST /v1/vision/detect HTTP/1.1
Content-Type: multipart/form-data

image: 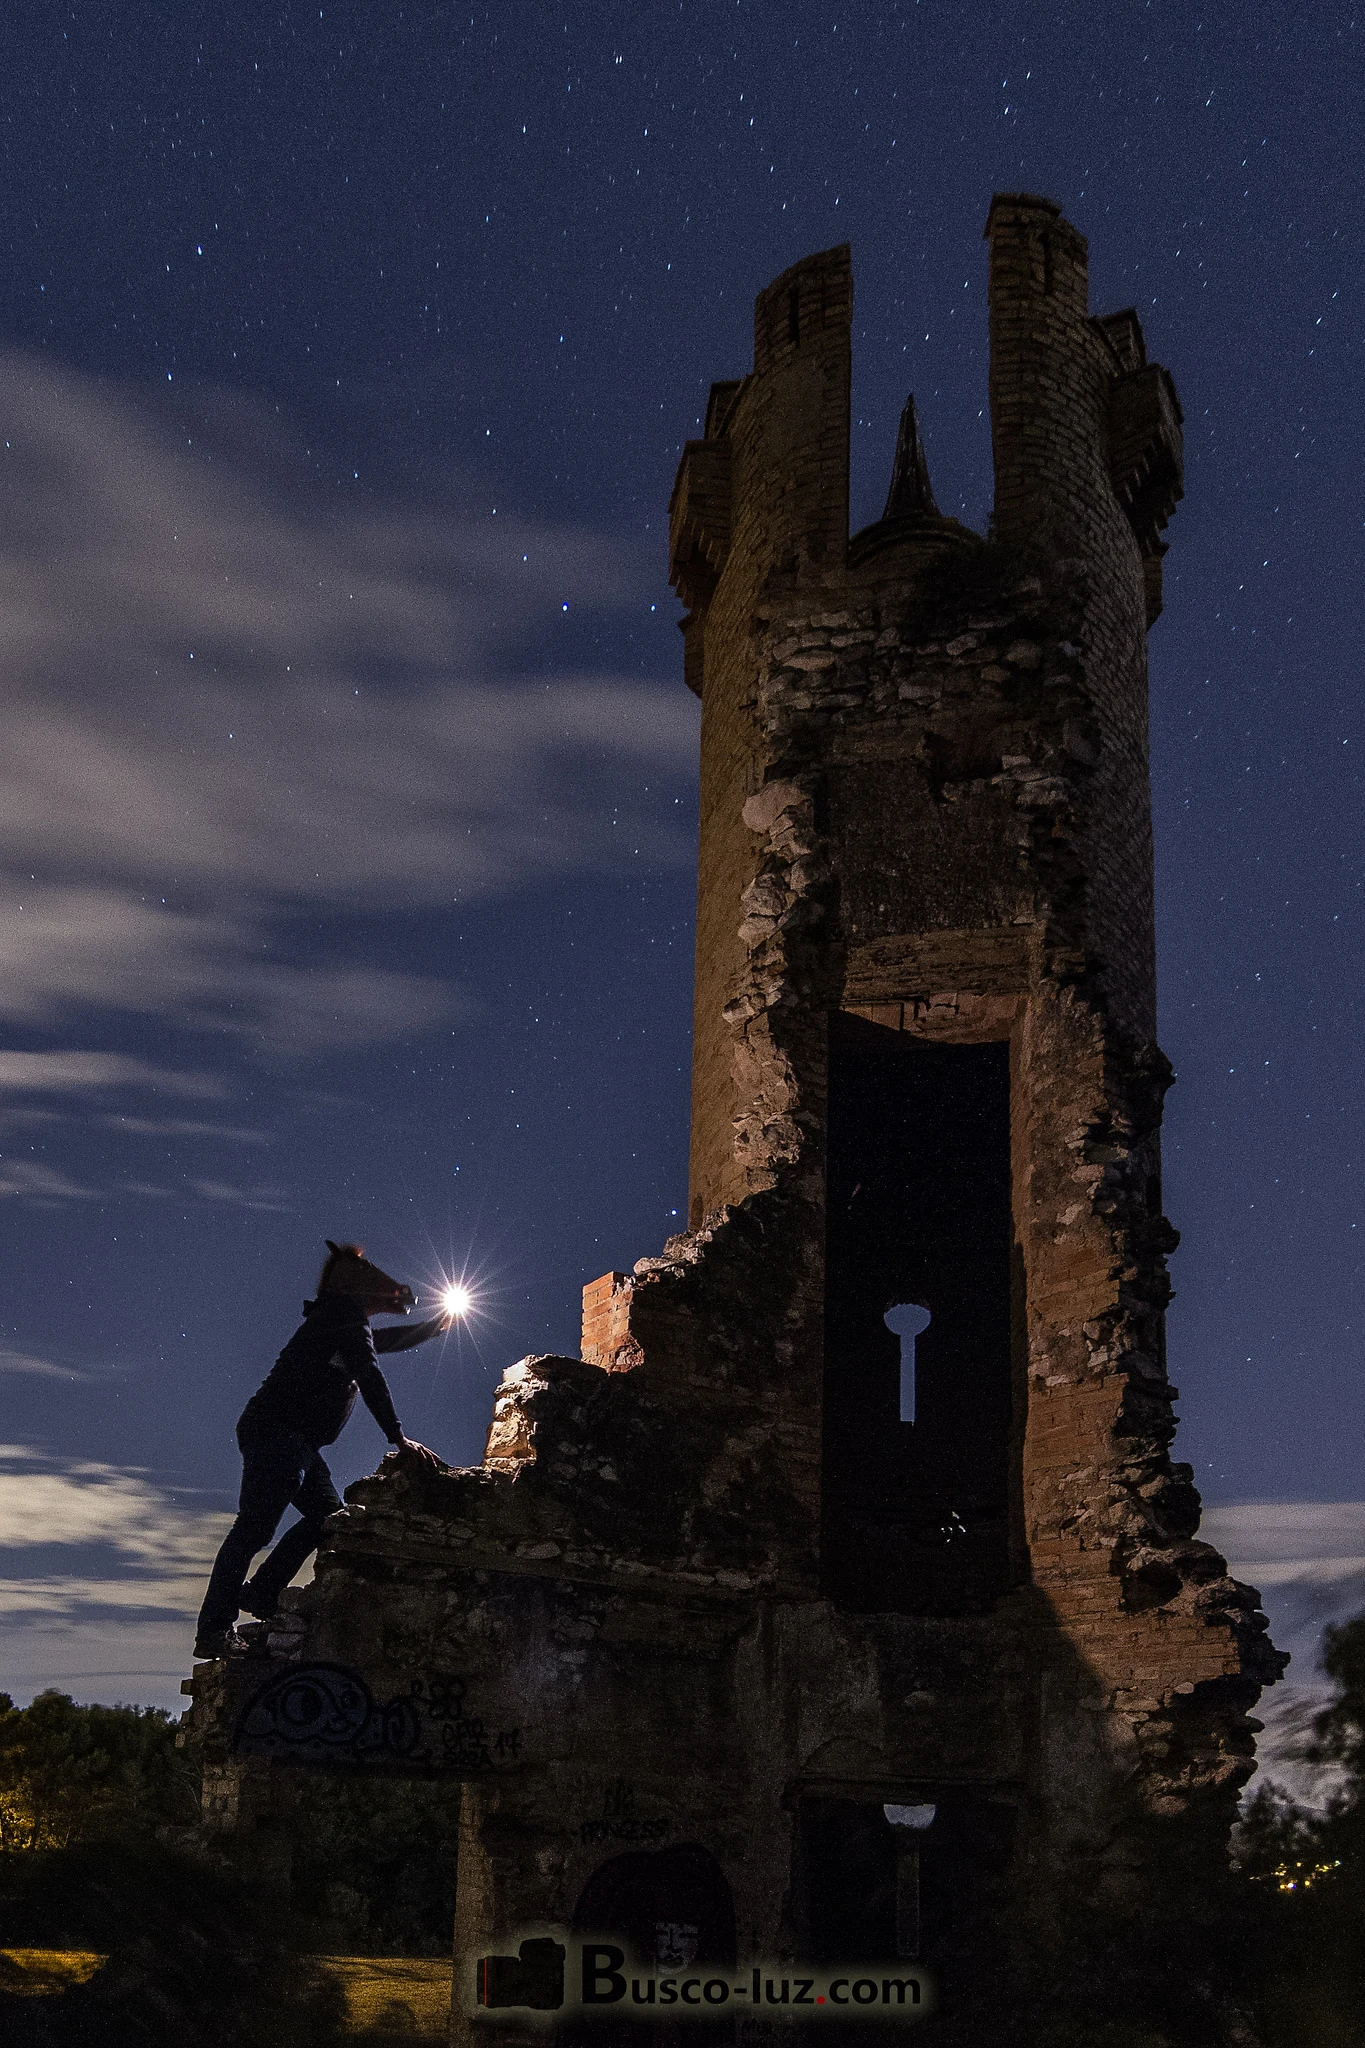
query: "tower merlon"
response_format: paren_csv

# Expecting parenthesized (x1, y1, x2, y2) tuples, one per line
(984, 190, 1182, 622)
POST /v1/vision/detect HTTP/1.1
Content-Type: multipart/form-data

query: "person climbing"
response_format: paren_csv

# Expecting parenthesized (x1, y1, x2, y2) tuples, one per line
(194, 1241, 449, 1660)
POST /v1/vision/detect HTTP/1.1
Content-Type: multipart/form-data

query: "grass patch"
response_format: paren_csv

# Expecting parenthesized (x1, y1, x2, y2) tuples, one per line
(0, 1951, 109, 1998)
(316, 1956, 452, 2038)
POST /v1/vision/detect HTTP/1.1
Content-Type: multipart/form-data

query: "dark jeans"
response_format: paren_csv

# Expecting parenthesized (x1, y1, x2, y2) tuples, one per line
(197, 1426, 342, 1635)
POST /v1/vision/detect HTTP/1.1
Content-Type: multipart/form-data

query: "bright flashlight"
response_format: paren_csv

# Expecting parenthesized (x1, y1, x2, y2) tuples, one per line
(442, 1283, 473, 1319)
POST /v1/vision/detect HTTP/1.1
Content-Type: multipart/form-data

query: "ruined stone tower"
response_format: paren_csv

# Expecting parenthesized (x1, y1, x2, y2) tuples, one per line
(185, 195, 1282, 2040)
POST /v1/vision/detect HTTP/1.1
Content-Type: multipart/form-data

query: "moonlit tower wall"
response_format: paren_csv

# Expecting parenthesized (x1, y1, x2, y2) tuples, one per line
(674, 194, 1184, 1218)
(664, 181, 1278, 1853)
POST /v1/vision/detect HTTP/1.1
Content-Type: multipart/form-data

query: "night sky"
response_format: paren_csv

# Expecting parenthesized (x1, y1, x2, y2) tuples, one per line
(1, 4, 1362, 1761)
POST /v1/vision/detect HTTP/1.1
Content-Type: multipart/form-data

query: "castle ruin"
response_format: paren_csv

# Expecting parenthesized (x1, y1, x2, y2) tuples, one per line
(184, 193, 1283, 2040)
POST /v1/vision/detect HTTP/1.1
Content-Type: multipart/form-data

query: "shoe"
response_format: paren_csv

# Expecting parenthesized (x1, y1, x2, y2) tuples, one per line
(193, 1626, 242, 1661)
(238, 1580, 277, 1622)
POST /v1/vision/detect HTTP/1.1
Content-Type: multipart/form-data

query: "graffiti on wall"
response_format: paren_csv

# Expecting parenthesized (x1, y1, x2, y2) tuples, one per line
(579, 1778, 670, 1846)
(234, 1663, 521, 1770)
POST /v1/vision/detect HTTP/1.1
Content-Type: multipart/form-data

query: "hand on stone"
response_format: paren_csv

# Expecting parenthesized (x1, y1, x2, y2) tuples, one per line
(392, 1435, 441, 1471)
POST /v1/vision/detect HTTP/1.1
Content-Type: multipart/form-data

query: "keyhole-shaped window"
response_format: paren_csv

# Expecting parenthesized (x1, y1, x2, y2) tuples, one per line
(884, 1303, 932, 1424)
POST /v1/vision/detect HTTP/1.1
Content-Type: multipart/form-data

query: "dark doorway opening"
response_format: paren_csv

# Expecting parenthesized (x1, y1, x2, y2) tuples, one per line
(559, 1845, 735, 2048)
(823, 1013, 1016, 1612)
(799, 1794, 1015, 1992)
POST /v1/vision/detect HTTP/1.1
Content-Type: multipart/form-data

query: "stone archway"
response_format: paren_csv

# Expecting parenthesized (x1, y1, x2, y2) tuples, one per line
(561, 1845, 735, 2048)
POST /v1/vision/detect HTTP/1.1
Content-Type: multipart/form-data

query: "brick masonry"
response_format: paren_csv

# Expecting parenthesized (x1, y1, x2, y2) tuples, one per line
(182, 194, 1283, 2043)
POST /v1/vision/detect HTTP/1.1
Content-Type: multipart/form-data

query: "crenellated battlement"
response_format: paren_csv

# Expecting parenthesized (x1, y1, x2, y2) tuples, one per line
(670, 198, 1182, 669)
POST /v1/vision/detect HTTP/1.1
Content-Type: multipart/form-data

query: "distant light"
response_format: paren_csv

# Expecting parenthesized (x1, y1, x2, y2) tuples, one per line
(442, 1284, 473, 1319)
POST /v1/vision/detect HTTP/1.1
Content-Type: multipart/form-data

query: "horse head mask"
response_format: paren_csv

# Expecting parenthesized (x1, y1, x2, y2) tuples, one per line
(317, 1240, 416, 1316)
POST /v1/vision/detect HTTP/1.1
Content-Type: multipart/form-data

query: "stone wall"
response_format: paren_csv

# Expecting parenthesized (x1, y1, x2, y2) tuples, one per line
(183, 194, 1280, 2044)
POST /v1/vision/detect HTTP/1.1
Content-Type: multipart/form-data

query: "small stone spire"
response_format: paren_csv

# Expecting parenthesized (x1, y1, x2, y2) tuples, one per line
(881, 394, 940, 521)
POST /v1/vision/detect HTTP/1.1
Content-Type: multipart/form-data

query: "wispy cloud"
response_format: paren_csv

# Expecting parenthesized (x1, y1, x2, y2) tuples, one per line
(0, 1051, 224, 1096)
(1205, 1500, 1365, 1807)
(186, 1177, 290, 1212)
(1204, 1501, 1365, 1577)
(0, 1575, 212, 1615)
(0, 1349, 94, 1383)
(0, 1159, 102, 1201)
(0, 1446, 230, 1568)
(0, 351, 697, 1054)
(95, 1114, 269, 1142)
(0, 1445, 242, 1708)
(0, 1166, 289, 1208)
(0, 883, 458, 1048)
(0, 685, 696, 908)
(0, 349, 641, 681)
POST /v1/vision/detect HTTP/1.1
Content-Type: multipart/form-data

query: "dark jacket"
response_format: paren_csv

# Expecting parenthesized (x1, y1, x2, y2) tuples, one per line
(237, 1295, 443, 1450)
